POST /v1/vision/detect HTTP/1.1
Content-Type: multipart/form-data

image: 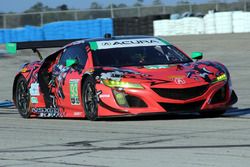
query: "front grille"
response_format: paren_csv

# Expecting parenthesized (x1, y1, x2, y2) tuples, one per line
(152, 85, 208, 100)
(159, 100, 205, 112)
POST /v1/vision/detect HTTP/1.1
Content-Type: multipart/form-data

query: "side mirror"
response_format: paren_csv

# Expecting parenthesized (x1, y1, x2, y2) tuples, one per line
(66, 59, 77, 67)
(191, 52, 203, 60)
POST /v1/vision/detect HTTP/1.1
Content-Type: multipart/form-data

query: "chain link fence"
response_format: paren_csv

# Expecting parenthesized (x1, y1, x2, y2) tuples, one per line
(1, 1, 250, 28)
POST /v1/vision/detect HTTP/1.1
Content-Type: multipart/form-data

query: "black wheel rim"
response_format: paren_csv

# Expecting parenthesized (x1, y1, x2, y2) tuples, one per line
(16, 80, 30, 115)
(84, 82, 97, 118)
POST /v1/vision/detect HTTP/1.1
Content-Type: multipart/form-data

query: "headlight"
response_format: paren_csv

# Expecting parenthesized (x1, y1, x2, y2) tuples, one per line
(102, 80, 144, 89)
(213, 74, 227, 83)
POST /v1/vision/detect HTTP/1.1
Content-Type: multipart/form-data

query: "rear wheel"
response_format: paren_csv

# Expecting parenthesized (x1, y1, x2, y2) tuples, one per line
(199, 109, 226, 118)
(15, 76, 31, 118)
(82, 76, 98, 121)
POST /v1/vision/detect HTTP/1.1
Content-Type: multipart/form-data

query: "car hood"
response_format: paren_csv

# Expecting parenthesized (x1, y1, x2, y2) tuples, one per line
(93, 60, 228, 87)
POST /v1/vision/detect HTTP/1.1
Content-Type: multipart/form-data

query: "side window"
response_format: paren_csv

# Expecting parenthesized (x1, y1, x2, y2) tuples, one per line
(59, 44, 87, 68)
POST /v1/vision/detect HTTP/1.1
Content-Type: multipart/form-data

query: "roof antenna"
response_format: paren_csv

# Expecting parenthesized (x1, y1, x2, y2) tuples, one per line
(104, 33, 112, 39)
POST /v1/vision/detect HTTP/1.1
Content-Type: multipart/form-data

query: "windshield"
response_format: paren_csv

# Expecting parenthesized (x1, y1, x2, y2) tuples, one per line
(92, 45, 192, 67)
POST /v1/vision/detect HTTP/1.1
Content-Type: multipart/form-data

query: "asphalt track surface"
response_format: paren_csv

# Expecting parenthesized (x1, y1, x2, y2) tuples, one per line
(0, 33, 250, 167)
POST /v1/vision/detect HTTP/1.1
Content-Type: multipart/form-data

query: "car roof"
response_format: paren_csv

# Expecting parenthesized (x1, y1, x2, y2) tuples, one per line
(72, 35, 158, 44)
(88, 35, 155, 42)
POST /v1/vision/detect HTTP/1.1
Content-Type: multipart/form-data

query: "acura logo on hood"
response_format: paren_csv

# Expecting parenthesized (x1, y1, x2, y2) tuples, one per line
(102, 42, 112, 46)
(175, 78, 186, 84)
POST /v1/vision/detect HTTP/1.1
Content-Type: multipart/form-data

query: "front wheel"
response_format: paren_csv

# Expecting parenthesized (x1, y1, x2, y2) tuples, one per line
(82, 76, 98, 121)
(199, 109, 226, 118)
(15, 76, 31, 118)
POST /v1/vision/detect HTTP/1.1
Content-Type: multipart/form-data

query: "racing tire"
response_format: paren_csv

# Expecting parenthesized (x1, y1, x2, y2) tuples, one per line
(15, 75, 31, 118)
(199, 109, 226, 118)
(82, 76, 98, 121)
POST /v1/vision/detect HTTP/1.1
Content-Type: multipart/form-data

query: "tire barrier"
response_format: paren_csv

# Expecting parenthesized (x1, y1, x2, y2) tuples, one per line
(0, 18, 113, 43)
(154, 17, 204, 36)
(204, 11, 216, 34)
(43, 18, 113, 40)
(154, 11, 250, 36)
(215, 12, 233, 34)
(0, 11, 249, 43)
(0, 26, 43, 43)
(233, 11, 250, 33)
(114, 14, 170, 36)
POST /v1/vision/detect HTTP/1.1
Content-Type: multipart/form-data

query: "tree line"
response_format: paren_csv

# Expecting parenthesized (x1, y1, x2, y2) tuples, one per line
(21, 0, 165, 13)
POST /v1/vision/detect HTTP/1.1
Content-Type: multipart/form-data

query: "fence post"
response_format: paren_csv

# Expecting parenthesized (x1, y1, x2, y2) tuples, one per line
(3, 15, 6, 28)
(40, 13, 44, 26)
(137, 7, 141, 17)
(110, 6, 114, 18)
(163, 6, 166, 14)
(244, 0, 247, 11)
(215, 2, 219, 11)
(189, 3, 193, 13)
(74, 11, 78, 20)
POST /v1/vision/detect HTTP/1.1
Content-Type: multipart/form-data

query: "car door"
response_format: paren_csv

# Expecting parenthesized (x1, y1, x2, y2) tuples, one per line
(52, 43, 88, 116)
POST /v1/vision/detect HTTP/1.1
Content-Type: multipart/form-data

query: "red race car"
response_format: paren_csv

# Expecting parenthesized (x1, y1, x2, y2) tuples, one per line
(8, 35, 237, 120)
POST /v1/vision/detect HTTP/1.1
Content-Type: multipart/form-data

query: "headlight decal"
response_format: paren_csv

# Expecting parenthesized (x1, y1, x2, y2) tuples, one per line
(212, 73, 227, 83)
(102, 79, 144, 89)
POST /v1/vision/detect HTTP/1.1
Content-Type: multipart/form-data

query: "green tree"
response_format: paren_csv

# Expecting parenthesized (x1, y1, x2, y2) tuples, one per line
(24, 2, 51, 13)
(106, 4, 117, 9)
(117, 3, 128, 8)
(90, 2, 103, 9)
(177, 0, 190, 5)
(57, 4, 68, 10)
(152, 0, 163, 6)
(106, 3, 127, 9)
(134, 0, 144, 7)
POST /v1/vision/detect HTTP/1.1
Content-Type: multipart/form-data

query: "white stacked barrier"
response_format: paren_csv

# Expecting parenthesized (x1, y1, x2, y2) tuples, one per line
(245, 12, 250, 32)
(173, 20, 184, 35)
(153, 19, 169, 36)
(154, 11, 250, 36)
(154, 19, 181, 36)
(233, 11, 250, 33)
(182, 17, 204, 35)
(204, 12, 216, 34)
(215, 12, 233, 34)
(153, 17, 204, 36)
(233, 11, 246, 33)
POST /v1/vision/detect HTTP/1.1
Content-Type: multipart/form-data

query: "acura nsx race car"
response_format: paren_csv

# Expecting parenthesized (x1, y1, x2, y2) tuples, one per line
(8, 35, 238, 120)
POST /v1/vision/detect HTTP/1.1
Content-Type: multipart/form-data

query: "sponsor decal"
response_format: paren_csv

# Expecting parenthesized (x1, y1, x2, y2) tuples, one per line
(69, 79, 80, 105)
(73, 112, 82, 116)
(21, 67, 28, 73)
(167, 75, 185, 81)
(29, 83, 40, 96)
(144, 65, 169, 69)
(31, 97, 38, 104)
(90, 38, 166, 50)
(32, 108, 60, 117)
(86, 69, 94, 74)
(100, 71, 124, 81)
(99, 94, 111, 98)
(71, 40, 85, 45)
(174, 78, 186, 84)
